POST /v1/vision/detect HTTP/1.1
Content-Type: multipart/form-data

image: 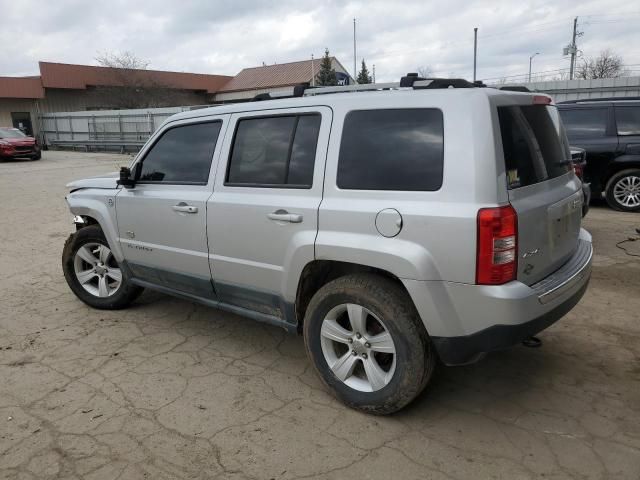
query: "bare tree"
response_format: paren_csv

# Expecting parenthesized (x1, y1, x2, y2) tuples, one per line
(576, 50, 628, 80)
(417, 66, 434, 78)
(94, 51, 172, 108)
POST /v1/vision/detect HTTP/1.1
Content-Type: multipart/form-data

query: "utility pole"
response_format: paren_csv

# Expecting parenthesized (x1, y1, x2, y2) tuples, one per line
(353, 18, 357, 84)
(473, 27, 478, 82)
(311, 54, 315, 86)
(372, 64, 376, 84)
(567, 17, 580, 80)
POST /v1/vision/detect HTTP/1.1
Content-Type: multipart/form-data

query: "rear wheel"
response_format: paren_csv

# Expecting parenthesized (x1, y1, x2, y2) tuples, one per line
(605, 169, 640, 212)
(303, 273, 436, 414)
(62, 225, 143, 309)
(32, 151, 41, 160)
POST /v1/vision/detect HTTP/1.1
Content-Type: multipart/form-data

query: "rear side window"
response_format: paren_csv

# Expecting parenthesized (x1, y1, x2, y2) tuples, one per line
(226, 114, 321, 187)
(499, 105, 570, 189)
(139, 122, 221, 184)
(615, 106, 640, 135)
(337, 109, 444, 191)
(559, 107, 608, 138)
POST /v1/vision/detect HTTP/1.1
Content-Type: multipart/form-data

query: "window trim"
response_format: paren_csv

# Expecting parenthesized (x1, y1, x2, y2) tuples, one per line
(135, 119, 223, 186)
(336, 107, 445, 192)
(614, 105, 640, 136)
(224, 112, 321, 189)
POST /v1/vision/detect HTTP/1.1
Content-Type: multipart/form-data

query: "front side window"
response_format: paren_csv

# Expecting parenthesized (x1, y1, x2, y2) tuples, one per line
(138, 121, 222, 184)
(559, 107, 608, 139)
(226, 114, 321, 187)
(337, 109, 444, 191)
(615, 106, 640, 135)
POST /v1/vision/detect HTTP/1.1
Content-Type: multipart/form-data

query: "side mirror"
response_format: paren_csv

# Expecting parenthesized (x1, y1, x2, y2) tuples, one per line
(117, 166, 136, 188)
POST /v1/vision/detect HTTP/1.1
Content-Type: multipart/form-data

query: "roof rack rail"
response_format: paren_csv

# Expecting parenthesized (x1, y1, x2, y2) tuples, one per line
(558, 96, 640, 104)
(252, 83, 311, 101)
(253, 74, 483, 101)
(498, 85, 531, 92)
(303, 75, 482, 97)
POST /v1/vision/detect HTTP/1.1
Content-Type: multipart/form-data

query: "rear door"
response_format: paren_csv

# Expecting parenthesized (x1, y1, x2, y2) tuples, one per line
(558, 105, 617, 194)
(207, 107, 330, 317)
(497, 102, 582, 285)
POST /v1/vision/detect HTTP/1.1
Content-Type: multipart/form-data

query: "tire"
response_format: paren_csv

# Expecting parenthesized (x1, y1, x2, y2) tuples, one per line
(32, 151, 41, 160)
(605, 169, 640, 212)
(303, 273, 436, 415)
(62, 225, 143, 309)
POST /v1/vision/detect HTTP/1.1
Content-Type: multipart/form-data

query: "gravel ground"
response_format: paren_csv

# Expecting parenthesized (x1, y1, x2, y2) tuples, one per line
(1, 151, 639, 480)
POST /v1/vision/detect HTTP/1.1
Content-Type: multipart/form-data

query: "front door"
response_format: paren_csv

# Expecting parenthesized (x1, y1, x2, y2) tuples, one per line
(116, 117, 227, 298)
(207, 107, 331, 318)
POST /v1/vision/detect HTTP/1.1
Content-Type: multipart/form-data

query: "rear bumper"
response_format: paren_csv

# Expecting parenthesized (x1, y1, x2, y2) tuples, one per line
(404, 228, 593, 366)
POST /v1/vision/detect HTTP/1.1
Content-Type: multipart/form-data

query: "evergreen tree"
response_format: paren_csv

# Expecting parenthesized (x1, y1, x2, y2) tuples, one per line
(316, 48, 337, 86)
(357, 59, 372, 84)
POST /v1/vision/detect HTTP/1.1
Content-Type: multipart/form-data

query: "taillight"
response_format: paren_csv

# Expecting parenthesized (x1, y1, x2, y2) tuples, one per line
(476, 205, 518, 285)
(572, 162, 584, 179)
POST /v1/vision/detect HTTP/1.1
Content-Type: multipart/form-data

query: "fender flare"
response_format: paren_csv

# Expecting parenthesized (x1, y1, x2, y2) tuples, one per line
(66, 191, 124, 262)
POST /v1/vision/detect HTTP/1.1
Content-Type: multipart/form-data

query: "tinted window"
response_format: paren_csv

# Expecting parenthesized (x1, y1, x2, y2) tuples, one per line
(337, 109, 444, 191)
(226, 114, 320, 187)
(615, 106, 640, 135)
(559, 107, 608, 138)
(499, 105, 570, 189)
(139, 122, 221, 184)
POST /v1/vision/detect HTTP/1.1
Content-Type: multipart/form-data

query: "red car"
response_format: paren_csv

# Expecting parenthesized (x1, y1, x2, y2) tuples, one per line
(0, 127, 41, 161)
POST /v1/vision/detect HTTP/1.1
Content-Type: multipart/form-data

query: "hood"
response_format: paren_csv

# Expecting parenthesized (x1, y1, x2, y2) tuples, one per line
(1, 136, 35, 145)
(67, 171, 120, 191)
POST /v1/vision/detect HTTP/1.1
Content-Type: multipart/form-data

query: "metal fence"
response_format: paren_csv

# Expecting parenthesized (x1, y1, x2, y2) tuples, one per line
(38, 106, 200, 152)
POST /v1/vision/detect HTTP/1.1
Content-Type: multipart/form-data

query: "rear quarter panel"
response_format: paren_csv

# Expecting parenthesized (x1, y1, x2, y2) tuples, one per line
(316, 89, 506, 284)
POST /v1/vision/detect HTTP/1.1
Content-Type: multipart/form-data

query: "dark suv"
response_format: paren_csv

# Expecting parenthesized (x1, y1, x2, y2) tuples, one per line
(558, 99, 640, 212)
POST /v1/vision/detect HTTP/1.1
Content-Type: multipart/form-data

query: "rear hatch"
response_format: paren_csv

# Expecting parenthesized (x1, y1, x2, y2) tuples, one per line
(497, 98, 582, 285)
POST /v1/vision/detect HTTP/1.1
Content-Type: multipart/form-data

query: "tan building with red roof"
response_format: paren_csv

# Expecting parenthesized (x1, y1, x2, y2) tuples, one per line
(215, 57, 353, 103)
(0, 62, 232, 136)
(0, 58, 352, 138)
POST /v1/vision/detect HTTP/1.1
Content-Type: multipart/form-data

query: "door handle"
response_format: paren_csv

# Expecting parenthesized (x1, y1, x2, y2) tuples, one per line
(267, 210, 303, 223)
(173, 203, 198, 214)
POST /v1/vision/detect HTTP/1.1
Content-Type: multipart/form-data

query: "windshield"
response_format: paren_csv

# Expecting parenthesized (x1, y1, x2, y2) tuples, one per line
(0, 128, 27, 139)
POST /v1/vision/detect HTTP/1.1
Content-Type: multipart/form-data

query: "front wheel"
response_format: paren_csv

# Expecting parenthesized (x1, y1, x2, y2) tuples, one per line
(303, 273, 436, 414)
(62, 225, 143, 309)
(605, 169, 640, 212)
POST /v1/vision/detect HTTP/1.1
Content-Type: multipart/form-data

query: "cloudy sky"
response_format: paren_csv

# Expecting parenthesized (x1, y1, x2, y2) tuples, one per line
(1, 0, 639, 83)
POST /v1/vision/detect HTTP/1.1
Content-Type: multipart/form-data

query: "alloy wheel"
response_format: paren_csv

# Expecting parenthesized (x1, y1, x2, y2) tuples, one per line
(613, 175, 640, 208)
(73, 242, 122, 297)
(320, 303, 396, 392)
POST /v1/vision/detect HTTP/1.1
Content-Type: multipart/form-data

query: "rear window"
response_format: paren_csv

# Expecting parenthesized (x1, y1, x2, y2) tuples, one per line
(615, 106, 640, 135)
(337, 109, 444, 191)
(559, 107, 608, 138)
(498, 105, 570, 189)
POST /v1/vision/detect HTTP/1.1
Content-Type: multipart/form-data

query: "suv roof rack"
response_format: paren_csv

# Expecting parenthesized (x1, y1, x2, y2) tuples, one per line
(251, 74, 485, 101)
(558, 96, 640, 104)
(498, 85, 531, 92)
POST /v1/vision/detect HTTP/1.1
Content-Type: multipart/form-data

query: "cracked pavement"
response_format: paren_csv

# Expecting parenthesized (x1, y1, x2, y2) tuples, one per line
(1, 151, 639, 479)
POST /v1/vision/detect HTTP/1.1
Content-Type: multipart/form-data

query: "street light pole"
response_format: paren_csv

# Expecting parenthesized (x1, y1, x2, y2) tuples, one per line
(528, 52, 540, 83)
(473, 27, 478, 82)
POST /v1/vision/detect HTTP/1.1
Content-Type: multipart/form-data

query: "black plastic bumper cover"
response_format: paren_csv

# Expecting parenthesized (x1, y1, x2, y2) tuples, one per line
(432, 278, 590, 366)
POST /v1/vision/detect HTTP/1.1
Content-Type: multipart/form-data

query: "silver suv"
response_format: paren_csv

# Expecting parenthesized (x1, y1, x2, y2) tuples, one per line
(62, 77, 593, 414)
